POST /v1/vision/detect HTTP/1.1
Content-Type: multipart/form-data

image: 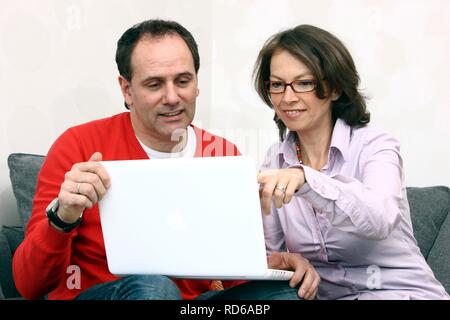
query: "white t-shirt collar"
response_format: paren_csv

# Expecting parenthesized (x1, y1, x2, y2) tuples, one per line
(136, 126, 197, 159)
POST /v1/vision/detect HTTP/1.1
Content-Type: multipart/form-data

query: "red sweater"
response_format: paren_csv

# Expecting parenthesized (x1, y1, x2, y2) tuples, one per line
(13, 112, 241, 300)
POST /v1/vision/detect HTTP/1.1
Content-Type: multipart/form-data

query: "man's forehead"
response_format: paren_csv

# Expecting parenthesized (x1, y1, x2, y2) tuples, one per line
(130, 34, 195, 78)
(132, 34, 193, 62)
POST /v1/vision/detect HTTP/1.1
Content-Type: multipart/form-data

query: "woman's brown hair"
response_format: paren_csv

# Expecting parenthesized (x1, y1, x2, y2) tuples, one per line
(253, 25, 370, 140)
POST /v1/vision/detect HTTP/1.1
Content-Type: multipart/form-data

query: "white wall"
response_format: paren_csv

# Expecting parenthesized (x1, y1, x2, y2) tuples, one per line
(1, 0, 449, 226)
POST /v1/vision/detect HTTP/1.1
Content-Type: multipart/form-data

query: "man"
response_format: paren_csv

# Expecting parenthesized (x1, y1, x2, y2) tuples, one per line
(13, 19, 318, 300)
(12, 19, 242, 300)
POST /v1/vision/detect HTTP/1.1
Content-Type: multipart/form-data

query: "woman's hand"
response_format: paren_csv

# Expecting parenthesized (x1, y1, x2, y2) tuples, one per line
(268, 252, 320, 300)
(257, 168, 305, 214)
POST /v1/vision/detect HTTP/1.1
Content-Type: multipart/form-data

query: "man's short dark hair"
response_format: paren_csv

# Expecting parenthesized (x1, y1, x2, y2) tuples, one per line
(116, 19, 200, 109)
(253, 24, 370, 141)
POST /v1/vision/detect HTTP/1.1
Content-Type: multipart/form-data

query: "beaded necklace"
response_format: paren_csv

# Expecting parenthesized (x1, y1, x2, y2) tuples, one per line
(295, 137, 303, 163)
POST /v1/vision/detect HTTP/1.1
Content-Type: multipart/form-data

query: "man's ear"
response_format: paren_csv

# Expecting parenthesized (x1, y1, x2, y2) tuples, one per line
(196, 87, 200, 97)
(118, 76, 133, 107)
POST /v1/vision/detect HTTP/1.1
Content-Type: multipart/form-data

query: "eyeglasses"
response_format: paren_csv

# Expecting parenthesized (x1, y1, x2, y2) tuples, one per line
(265, 79, 316, 94)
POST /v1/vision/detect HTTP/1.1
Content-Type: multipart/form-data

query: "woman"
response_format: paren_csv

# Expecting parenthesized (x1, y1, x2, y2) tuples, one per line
(254, 24, 449, 299)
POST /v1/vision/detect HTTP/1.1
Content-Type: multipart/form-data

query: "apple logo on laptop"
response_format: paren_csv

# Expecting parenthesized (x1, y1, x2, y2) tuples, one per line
(166, 209, 187, 231)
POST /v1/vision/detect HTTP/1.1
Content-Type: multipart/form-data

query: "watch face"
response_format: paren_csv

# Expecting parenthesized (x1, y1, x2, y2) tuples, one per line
(46, 198, 59, 214)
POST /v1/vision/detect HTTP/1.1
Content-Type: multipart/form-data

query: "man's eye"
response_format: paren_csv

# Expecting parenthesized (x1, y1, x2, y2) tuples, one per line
(147, 82, 161, 89)
(177, 78, 191, 86)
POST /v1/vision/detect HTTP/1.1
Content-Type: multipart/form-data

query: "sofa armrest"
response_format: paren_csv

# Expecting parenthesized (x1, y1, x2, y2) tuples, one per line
(0, 225, 24, 299)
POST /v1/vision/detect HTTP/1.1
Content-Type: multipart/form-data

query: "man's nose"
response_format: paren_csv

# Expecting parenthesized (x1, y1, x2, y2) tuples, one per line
(162, 83, 180, 105)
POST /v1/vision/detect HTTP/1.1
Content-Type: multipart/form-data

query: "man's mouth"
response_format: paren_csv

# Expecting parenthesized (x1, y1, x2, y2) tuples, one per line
(160, 110, 183, 117)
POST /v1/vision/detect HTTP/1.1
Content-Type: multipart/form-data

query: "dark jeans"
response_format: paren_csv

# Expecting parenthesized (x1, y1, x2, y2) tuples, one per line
(196, 280, 301, 300)
(75, 275, 301, 300)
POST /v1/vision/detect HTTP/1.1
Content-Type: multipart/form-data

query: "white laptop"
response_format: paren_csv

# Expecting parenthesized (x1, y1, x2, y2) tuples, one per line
(98, 156, 293, 281)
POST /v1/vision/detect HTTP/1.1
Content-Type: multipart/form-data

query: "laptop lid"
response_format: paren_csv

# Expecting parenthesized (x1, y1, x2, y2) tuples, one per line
(98, 156, 273, 279)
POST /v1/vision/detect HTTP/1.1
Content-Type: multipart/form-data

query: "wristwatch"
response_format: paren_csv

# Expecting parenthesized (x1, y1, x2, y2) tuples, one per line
(46, 198, 83, 232)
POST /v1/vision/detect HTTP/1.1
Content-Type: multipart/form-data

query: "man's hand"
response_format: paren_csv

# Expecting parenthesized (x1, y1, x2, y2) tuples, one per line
(268, 252, 320, 300)
(56, 152, 111, 223)
(257, 168, 305, 214)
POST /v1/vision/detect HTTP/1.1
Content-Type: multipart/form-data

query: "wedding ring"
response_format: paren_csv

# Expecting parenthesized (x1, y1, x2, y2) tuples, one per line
(76, 183, 81, 194)
(275, 184, 286, 193)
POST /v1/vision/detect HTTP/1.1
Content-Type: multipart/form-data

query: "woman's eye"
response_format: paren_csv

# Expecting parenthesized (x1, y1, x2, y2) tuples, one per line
(298, 80, 314, 86)
(271, 82, 283, 89)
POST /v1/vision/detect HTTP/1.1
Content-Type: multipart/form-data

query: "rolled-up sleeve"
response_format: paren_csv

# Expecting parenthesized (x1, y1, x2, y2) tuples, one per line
(293, 132, 404, 240)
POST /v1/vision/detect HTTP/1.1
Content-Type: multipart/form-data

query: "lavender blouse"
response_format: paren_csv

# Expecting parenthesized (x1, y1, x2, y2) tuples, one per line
(261, 119, 449, 300)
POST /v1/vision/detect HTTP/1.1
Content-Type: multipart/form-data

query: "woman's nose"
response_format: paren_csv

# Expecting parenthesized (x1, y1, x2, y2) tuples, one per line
(281, 84, 299, 104)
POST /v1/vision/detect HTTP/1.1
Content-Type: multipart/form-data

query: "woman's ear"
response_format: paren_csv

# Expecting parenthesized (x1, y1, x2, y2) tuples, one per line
(331, 91, 340, 101)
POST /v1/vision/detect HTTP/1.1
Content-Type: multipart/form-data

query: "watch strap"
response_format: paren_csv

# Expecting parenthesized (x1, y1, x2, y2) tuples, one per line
(46, 198, 82, 232)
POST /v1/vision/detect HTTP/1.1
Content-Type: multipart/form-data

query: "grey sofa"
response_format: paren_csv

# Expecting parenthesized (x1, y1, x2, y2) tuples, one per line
(1, 153, 450, 299)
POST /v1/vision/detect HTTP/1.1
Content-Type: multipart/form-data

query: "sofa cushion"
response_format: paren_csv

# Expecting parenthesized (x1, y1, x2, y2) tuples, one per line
(0, 226, 21, 299)
(1, 226, 25, 257)
(426, 213, 450, 294)
(7, 153, 45, 227)
(407, 186, 450, 258)
(0, 283, 4, 299)
(0, 226, 24, 299)
(0, 228, 11, 299)
(407, 186, 450, 294)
